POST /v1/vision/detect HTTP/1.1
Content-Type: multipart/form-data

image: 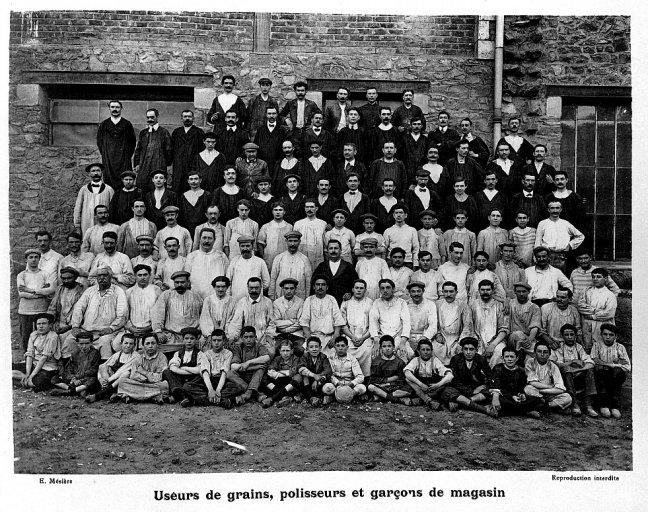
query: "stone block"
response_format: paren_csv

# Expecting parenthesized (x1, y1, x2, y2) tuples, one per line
(15, 84, 41, 106)
(194, 88, 216, 110)
(478, 20, 491, 40)
(306, 92, 322, 109)
(546, 96, 562, 118)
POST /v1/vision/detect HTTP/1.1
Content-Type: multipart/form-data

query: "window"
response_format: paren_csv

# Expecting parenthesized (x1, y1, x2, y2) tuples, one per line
(47, 84, 195, 146)
(560, 100, 631, 261)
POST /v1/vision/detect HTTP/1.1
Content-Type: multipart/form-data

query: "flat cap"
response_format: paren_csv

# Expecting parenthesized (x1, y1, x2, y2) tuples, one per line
(242, 142, 259, 150)
(85, 162, 104, 173)
(102, 231, 118, 240)
(259, 77, 273, 85)
(359, 237, 378, 246)
(284, 230, 302, 240)
(331, 209, 349, 218)
(59, 266, 79, 277)
(513, 281, 531, 291)
(162, 205, 180, 214)
(359, 213, 378, 222)
(136, 235, 155, 243)
(170, 270, 191, 280)
(406, 281, 426, 290)
(237, 235, 256, 244)
(279, 277, 299, 288)
(254, 175, 272, 184)
(120, 170, 137, 179)
(24, 248, 41, 258)
(419, 209, 437, 218)
(415, 169, 431, 177)
(149, 168, 167, 178)
(180, 326, 201, 337)
(283, 173, 301, 182)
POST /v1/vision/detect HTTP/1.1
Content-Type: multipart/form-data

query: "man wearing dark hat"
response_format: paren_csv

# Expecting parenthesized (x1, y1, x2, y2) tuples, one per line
(88, 231, 135, 290)
(130, 235, 157, 283)
(254, 105, 289, 172)
(269, 230, 312, 300)
(403, 168, 442, 230)
(73, 162, 115, 236)
(144, 168, 179, 230)
(70, 266, 128, 360)
(151, 270, 203, 352)
(153, 205, 192, 260)
(280, 174, 307, 226)
(81, 204, 120, 256)
(236, 142, 269, 197)
(134, 108, 173, 194)
(248, 78, 280, 140)
(171, 109, 205, 195)
(47, 266, 85, 346)
(108, 170, 144, 226)
(96, 100, 137, 189)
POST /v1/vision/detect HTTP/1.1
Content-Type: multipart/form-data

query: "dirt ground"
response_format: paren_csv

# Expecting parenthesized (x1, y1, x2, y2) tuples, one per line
(12, 297, 633, 474)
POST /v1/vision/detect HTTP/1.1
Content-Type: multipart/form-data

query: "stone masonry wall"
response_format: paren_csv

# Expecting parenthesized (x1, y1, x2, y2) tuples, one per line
(502, 15, 631, 169)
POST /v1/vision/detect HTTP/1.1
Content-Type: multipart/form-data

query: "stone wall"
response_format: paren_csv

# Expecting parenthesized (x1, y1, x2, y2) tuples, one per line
(502, 15, 631, 168)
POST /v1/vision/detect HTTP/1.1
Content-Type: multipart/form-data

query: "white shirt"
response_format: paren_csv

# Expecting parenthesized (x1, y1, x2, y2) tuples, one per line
(328, 259, 341, 276)
(483, 189, 498, 201)
(218, 92, 237, 113)
(535, 218, 585, 252)
(414, 187, 430, 209)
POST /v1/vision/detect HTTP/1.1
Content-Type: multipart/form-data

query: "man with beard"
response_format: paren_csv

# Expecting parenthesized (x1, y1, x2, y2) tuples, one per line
(96, 100, 136, 189)
(468, 279, 509, 368)
(134, 109, 173, 194)
(58, 232, 94, 288)
(207, 75, 248, 131)
(171, 110, 204, 195)
(47, 266, 85, 350)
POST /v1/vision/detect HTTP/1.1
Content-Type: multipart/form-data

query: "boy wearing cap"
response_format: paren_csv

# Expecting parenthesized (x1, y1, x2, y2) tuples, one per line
(355, 237, 390, 300)
(130, 235, 157, 283)
(144, 169, 178, 230)
(81, 204, 120, 255)
(109, 171, 144, 226)
(417, 210, 445, 269)
(153, 205, 192, 260)
(591, 324, 631, 418)
(162, 327, 203, 403)
(354, 213, 387, 261)
(88, 231, 136, 289)
(74, 162, 115, 236)
(269, 231, 311, 300)
(524, 340, 572, 413)
(257, 202, 293, 272)
(551, 323, 598, 417)
(179, 170, 212, 238)
(324, 209, 355, 264)
(116, 332, 169, 403)
(51, 330, 101, 398)
(13, 313, 61, 392)
(117, 200, 158, 259)
(224, 199, 259, 259)
(18, 249, 56, 350)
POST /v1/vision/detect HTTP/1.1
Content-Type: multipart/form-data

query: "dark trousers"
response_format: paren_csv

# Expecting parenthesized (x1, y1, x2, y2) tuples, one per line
(162, 369, 196, 399)
(414, 374, 459, 403)
(562, 368, 597, 400)
(301, 376, 326, 399)
(30, 369, 58, 392)
(594, 366, 626, 408)
(498, 394, 542, 416)
(19, 314, 38, 351)
(181, 374, 243, 405)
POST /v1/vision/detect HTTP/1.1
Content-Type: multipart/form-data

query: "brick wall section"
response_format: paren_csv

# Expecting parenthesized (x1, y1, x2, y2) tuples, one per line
(270, 14, 476, 55)
(9, 11, 255, 50)
(502, 15, 630, 168)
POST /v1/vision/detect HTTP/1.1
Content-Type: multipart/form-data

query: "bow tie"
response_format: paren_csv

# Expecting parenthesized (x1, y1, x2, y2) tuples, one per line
(349, 191, 357, 195)
(419, 188, 427, 192)
(268, 123, 275, 127)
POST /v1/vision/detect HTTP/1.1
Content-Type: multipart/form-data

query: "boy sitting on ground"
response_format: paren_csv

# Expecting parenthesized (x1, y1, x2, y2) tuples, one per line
(491, 346, 542, 418)
(298, 336, 333, 407)
(85, 332, 137, 403)
(367, 335, 413, 405)
(403, 337, 454, 410)
(51, 330, 100, 398)
(162, 327, 202, 403)
(260, 339, 304, 408)
(13, 313, 61, 392)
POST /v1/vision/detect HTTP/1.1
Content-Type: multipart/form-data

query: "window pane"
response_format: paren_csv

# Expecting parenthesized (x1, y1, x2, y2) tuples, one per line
(614, 215, 631, 260)
(596, 167, 615, 215)
(598, 104, 615, 122)
(51, 100, 100, 123)
(52, 124, 97, 146)
(581, 213, 594, 248)
(576, 107, 596, 166)
(617, 104, 631, 122)
(561, 117, 576, 167)
(594, 215, 614, 261)
(617, 119, 632, 167)
(576, 166, 595, 214)
(562, 103, 576, 122)
(616, 167, 632, 215)
(596, 119, 615, 168)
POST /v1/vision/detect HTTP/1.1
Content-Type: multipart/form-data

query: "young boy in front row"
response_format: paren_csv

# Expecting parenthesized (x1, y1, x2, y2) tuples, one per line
(260, 339, 304, 408)
(162, 327, 202, 403)
(404, 338, 454, 410)
(367, 335, 413, 405)
(298, 336, 333, 407)
(322, 336, 366, 404)
(50, 330, 100, 397)
(491, 346, 542, 418)
(180, 329, 238, 409)
(85, 332, 137, 403)
(591, 323, 631, 419)
(13, 313, 61, 392)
